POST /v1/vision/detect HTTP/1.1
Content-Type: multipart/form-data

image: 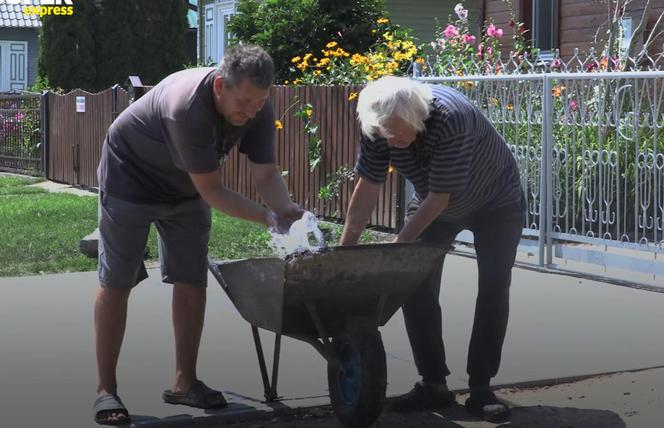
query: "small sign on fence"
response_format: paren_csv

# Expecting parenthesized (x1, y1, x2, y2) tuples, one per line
(76, 96, 85, 113)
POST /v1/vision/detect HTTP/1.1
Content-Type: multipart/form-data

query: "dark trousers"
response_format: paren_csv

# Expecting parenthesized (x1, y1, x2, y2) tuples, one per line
(403, 200, 525, 388)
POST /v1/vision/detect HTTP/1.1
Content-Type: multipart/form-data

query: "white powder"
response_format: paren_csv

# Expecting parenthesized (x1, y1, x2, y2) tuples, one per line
(269, 211, 325, 257)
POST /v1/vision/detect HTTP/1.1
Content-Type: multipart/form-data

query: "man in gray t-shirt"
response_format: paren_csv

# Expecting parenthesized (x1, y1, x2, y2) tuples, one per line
(93, 45, 302, 425)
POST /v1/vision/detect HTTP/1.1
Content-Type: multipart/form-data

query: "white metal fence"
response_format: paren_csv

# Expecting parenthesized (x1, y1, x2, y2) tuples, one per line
(413, 51, 664, 287)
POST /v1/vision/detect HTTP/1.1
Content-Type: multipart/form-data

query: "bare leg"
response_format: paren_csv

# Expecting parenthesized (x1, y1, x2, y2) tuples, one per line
(95, 286, 131, 423)
(171, 282, 206, 392)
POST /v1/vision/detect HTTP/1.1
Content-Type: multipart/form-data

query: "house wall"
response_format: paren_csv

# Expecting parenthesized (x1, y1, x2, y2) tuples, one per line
(387, 0, 483, 48)
(558, 0, 664, 58)
(484, 0, 664, 60)
(0, 28, 38, 86)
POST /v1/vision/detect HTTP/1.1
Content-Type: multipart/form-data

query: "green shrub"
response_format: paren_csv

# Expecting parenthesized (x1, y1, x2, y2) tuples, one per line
(228, 0, 387, 82)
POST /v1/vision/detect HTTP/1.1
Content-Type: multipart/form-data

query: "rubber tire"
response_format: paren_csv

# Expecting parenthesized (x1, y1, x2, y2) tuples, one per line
(327, 328, 387, 428)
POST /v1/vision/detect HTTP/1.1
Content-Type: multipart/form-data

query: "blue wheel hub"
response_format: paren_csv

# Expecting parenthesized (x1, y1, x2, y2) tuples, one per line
(336, 343, 361, 405)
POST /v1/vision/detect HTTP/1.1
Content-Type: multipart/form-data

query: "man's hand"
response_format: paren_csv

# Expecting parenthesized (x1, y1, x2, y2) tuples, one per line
(395, 192, 449, 243)
(272, 203, 305, 233)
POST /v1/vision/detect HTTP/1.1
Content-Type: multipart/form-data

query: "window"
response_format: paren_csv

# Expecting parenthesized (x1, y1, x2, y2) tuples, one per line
(204, 1, 235, 65)
(526, 0, 559, 57)
(620, 16, 633, 54)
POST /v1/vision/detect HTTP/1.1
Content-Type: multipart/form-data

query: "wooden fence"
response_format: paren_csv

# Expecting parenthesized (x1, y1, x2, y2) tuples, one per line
(46, 87, 130, 188)
(45, 85, 404, 230)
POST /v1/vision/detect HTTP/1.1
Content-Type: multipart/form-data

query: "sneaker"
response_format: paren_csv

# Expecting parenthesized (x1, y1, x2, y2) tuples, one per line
(389, 382, 456, 413)
(464, 389, 510, 422)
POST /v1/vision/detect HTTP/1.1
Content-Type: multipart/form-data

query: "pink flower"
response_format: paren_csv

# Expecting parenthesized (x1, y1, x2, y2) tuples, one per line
(454, 3, 468, 20)
(443, 24, 459, 38)
(569, 100, 578, 111)
(508, 19, 515, 28)
(462, 34, 476, 44)
(15, 112, 25, 122)
(486, 24, 503, 38)
(550, 58, 562, 68)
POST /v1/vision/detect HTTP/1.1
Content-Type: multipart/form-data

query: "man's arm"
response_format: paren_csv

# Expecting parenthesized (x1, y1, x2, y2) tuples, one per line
(250, 161, 304, 231)
(189, 170, 272, 226)
(340, 177, 382, 245)
(394, 192, 449, 243)
(250, 162, 295, 214)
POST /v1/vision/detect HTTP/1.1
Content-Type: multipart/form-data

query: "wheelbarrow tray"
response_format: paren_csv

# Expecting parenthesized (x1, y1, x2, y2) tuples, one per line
(209, 242, 448, 338)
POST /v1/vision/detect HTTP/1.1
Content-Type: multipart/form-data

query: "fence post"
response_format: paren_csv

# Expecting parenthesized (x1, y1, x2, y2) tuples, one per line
(395, 174, 406, 231)
(127, 76, 145, 102)
(111, 84, 119, 121)
(40, 90, 49, 177)
(540, 75, 554, 266)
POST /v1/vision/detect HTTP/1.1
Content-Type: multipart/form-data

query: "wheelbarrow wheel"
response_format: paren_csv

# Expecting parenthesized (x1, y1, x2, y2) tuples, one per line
(327, 328, 387, 428)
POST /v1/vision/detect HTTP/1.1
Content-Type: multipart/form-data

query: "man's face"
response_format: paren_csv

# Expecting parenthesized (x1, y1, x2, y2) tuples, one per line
(214, 76, 270, 126)
(380, 115, 417, 149)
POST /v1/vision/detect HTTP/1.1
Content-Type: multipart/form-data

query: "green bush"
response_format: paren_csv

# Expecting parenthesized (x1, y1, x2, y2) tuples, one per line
(228, 0, 387, 82)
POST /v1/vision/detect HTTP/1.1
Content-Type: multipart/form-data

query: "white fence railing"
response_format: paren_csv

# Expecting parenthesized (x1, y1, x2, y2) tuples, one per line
(412, 55, 664, 287)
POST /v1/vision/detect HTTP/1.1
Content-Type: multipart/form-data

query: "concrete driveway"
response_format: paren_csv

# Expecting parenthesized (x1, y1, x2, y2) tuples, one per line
(1, 254, 663, 427)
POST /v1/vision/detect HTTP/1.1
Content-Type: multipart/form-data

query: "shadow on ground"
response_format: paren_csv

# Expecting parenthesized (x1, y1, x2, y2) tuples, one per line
(125, 403, 626, 427)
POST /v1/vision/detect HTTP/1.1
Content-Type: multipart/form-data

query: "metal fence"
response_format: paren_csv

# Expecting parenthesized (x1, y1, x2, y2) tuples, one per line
(414, 51, 664, 287)
(0, 93, 42, 174)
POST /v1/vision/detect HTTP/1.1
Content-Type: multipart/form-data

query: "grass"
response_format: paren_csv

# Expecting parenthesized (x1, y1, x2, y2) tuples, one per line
(0, 175, 386, 277)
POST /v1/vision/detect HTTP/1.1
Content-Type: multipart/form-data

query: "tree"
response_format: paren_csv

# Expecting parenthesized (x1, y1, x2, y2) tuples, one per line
(132, 0, 188, 85)
(39, 0, 189, 90)
(94, 0, 139, 89)
(38, 0, 97, 91)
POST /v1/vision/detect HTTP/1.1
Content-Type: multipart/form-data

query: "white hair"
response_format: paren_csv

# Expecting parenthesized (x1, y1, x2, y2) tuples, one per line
(356, 76, 433, 139)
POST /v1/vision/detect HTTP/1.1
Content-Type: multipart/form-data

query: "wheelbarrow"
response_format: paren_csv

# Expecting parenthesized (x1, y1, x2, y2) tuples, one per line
(207, 242, 448, 428)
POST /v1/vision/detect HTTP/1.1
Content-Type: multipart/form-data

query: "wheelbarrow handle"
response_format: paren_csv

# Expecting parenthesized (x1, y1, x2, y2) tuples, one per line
(207, 256, 235, 304)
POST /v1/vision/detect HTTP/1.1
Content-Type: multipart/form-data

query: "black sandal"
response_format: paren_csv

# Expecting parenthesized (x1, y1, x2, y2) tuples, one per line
(93, 393, 130, 426)
(465, 389, 510, 422)
(163, 380, 227, 409)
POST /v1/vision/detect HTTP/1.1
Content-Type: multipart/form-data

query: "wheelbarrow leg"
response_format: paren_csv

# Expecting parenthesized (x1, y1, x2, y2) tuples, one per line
(251, 325, 281, 402)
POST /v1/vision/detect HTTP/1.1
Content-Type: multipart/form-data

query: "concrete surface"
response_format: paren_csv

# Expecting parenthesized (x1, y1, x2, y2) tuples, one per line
(1, 255, 663, 427)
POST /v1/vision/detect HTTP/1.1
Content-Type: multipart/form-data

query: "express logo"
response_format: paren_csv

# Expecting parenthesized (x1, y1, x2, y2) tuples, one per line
(0, 0, 75, 17)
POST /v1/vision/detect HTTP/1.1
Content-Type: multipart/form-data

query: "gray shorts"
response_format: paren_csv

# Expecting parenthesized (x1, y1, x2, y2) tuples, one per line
(98, 191, 211, 288)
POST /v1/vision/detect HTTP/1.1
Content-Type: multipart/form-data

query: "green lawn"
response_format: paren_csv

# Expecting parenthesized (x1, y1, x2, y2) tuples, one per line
(0, 175, 380, 278)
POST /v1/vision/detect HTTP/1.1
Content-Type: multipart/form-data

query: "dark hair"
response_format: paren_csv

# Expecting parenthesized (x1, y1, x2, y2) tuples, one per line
(218, 44, 274, 88)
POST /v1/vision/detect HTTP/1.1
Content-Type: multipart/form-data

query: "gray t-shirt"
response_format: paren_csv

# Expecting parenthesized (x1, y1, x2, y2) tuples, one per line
(98, 67, 275, 203)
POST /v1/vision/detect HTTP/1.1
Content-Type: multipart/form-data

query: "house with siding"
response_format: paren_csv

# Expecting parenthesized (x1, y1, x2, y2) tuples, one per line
(197, 0, 663, 65)
(0, 4, 39, 92)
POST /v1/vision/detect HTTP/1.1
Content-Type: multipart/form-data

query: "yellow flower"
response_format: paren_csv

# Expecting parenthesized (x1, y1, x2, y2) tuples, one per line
(383, 32, 393, 41)
(326, 41, 338, 49)
(306, 108, 313, 117)
(313, 70, 322, 76)
(388, 164, 395, 173)
(348, 92, 358, 101)
(455, 70, 464, 76)
(415, 57, 426, 65)
(552, 85, 566, 97)
(490, 97, 499, 106)
(275, 120, 283, 130)
(318, 57, 331, 67)
(291, 56, 301, 63)
(507, 103, 514, 110)
(293, 78, 302, 85)
(377, 18, 389, 25)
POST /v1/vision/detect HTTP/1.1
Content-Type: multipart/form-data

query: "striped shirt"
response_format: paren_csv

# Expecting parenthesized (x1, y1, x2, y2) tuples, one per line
(356, 84, 523, 223)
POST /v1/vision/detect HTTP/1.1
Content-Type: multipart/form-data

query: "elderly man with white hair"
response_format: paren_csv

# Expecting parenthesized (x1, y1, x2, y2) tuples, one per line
(340, 76, 525, 422)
